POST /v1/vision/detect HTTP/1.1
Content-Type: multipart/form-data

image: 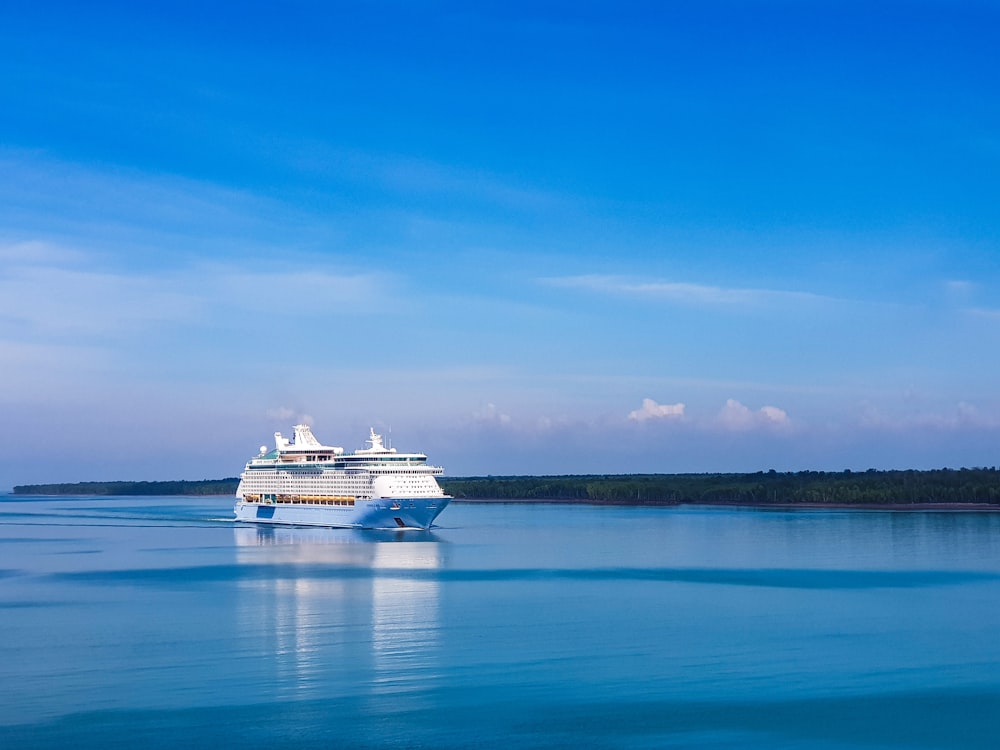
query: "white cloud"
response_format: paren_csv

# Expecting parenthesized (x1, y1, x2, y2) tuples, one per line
(628, 398, 686, 422)
(718, 399, 755, 430)
(625, 398, 790, 431)
(718, 399, 790, 431)
(759, 405, 790, 424)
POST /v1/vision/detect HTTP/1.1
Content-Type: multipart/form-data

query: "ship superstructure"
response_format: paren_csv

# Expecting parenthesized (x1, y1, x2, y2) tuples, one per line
(234, 424, 450, 529)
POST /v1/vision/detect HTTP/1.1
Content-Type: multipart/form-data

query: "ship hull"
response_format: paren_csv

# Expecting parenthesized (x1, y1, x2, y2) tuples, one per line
(233, 496, 450, 530)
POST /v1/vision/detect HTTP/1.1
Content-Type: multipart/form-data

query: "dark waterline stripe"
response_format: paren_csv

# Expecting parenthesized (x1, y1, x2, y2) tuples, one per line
(3, 687, 999, 749)
(48, 564, 1000, 590)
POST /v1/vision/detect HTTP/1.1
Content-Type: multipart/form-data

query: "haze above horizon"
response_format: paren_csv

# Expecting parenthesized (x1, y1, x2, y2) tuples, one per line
(2, 1, 999, 489)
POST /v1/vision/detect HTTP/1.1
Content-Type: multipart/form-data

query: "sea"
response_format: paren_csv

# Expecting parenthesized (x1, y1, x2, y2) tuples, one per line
(1, 495, 1000, 749)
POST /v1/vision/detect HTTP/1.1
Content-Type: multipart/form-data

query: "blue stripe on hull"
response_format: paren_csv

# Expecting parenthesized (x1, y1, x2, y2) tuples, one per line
(233, 497, 450, 530)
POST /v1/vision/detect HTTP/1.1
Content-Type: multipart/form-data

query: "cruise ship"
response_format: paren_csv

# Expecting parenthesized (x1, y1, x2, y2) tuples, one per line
(234, 424, 451, 529)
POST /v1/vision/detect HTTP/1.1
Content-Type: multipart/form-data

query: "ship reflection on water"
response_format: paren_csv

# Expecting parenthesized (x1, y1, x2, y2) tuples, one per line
(234, 524, 441, 553)
(233, 525, 444, 702)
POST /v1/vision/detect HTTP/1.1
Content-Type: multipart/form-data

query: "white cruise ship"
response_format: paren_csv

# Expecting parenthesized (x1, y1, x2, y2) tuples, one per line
(234, 424, 451, 529)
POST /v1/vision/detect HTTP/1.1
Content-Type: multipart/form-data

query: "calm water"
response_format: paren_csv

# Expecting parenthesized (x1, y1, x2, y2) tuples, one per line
(2, 496, 1000, 749)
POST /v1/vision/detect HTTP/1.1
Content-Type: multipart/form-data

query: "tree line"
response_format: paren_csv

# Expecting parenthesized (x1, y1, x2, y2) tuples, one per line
(439, 468, 1000, 505)
(11, 468, 1000, 505)
(11, 479, 241, 496)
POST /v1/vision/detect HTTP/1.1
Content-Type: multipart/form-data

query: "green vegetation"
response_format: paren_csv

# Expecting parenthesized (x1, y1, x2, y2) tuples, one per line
(11, 479, 240, 496)
(439, 468, 1000, 506)
(11, 468, 1000, 505)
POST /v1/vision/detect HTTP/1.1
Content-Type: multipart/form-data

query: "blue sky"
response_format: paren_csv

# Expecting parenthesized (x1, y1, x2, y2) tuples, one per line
(2, 1, 999, 487)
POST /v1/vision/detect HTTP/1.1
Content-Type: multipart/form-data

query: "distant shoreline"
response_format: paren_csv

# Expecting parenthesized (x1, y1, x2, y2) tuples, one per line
(440, 470, 1000, 507)
(10, 469, 1000, 508)
(10, 479, 240, 496)
(452, 498, 1000, 511)
(5, 492, 998, 512)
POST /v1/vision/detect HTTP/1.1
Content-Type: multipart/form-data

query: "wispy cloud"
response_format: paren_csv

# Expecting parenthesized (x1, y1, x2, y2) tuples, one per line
(0, 265, 201, 337)
(542, 274, 838, 309)
(858, 400, 1000, 431)
(212, 267, 389, 314)
(0, 240, 90, 265)
(282, 144, 565, 214)
(944, 279, 977, 296)
(966, 307, 1000, 321)
(0, 247, 391, 341)
(266, 407, 314, 426)
(0, 338, 107, 382)
(473, 402, 512, 426)
(0, 148, 303, 250)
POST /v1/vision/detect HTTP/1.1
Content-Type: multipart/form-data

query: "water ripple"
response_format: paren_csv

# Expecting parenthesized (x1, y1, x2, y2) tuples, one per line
(49, 564, 1000, 590)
